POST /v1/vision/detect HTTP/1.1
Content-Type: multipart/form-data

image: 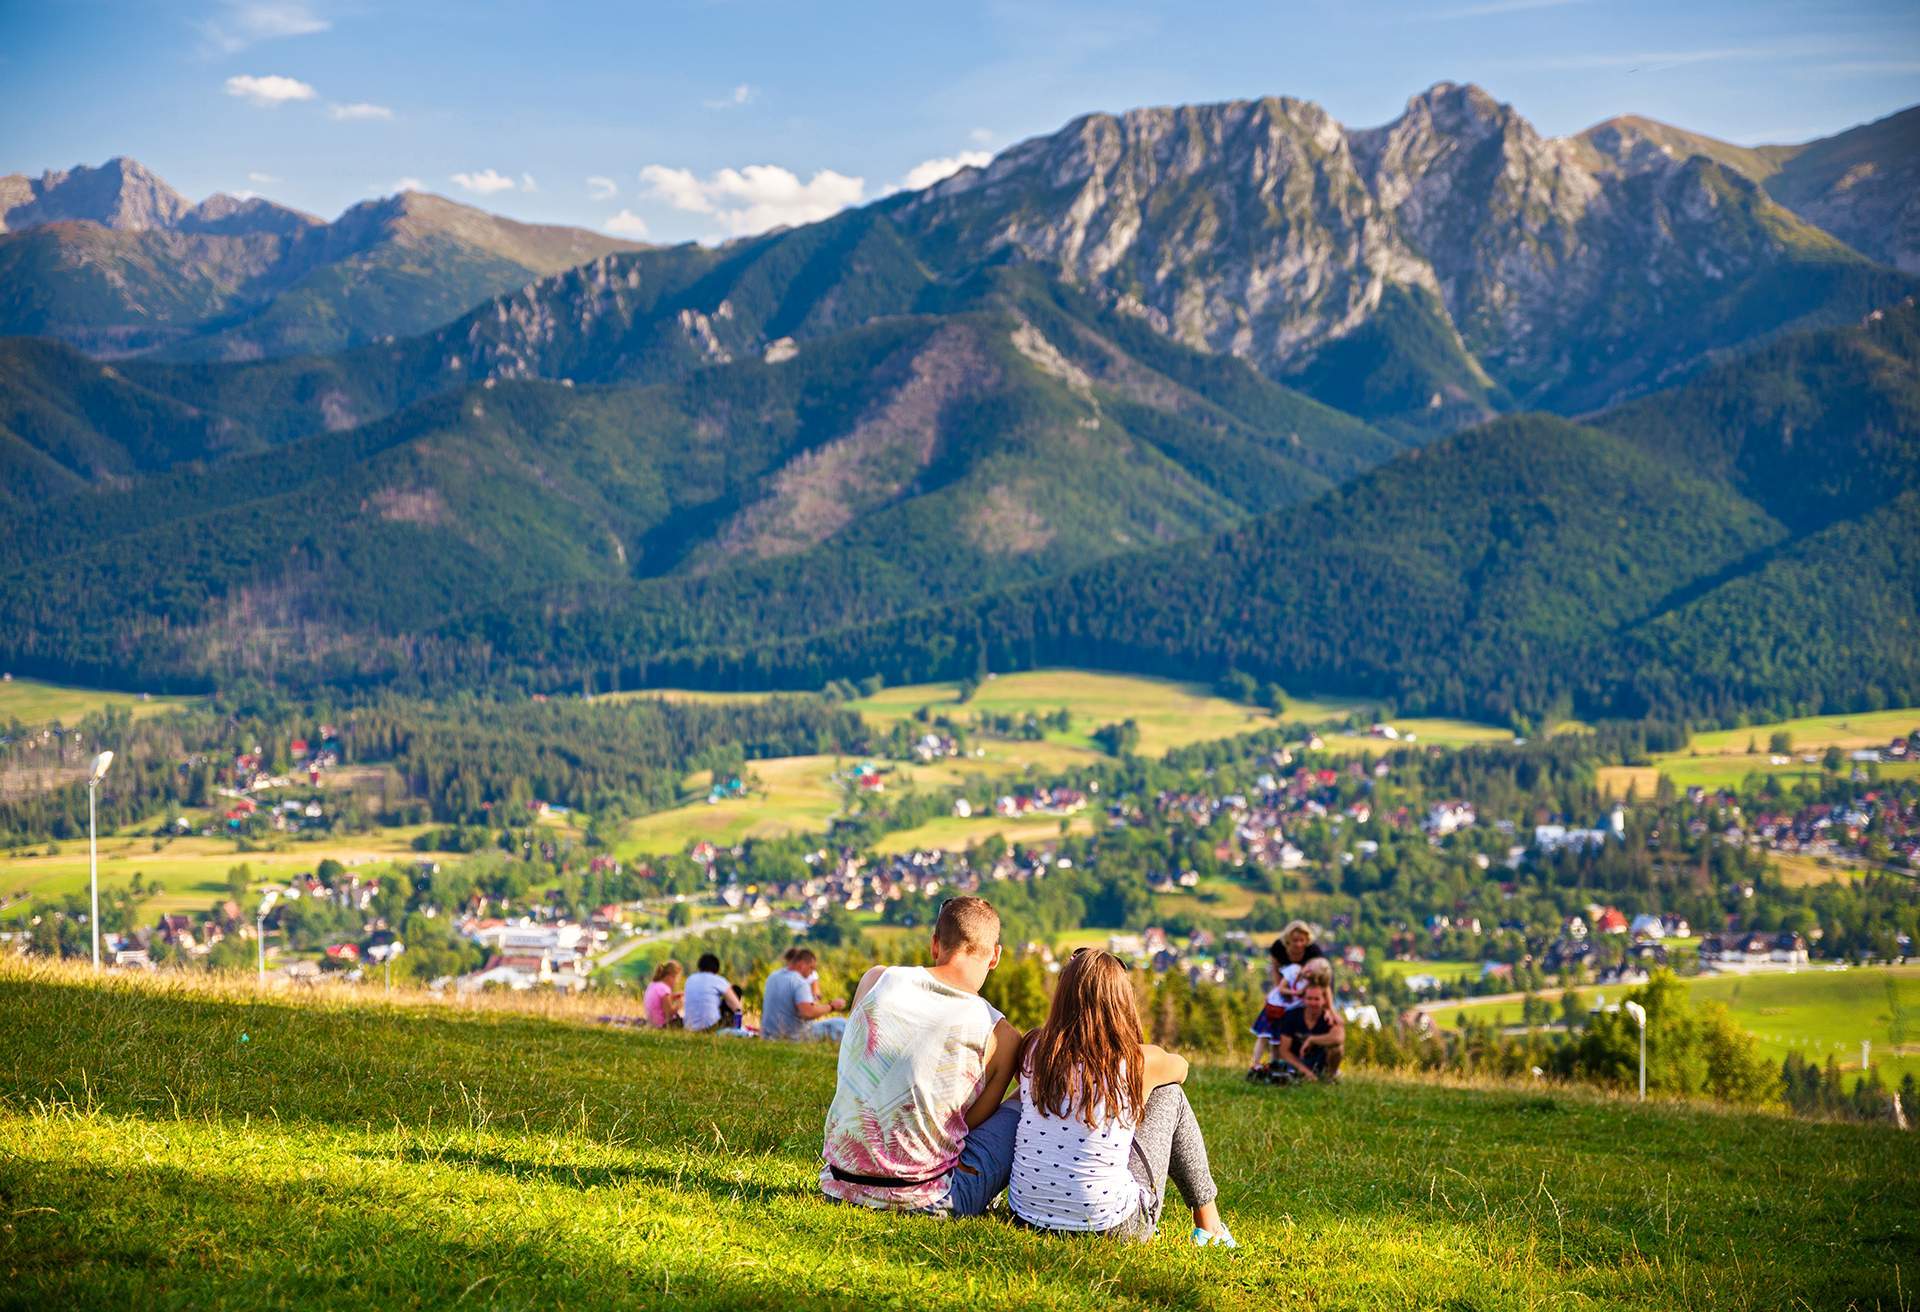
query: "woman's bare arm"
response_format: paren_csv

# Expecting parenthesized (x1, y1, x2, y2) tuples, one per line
(1142, 1043, 1189, 1089)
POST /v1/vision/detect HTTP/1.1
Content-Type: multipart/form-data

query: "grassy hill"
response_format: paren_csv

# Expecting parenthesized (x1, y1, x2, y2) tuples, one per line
(1, 966, 1913, 1310)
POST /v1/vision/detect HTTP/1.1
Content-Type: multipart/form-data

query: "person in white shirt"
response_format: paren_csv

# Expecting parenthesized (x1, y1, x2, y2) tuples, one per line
(682, 952, 745, 1032)
(1008, 947, 1237, 1246)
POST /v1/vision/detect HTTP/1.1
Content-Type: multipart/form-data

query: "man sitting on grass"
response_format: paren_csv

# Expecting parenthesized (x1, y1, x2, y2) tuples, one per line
(818, 895, 1023, 1216)
(1275, 977, 1345, 1082)
(683, 952, 746, 1033)
(763, 947, 848, 1041)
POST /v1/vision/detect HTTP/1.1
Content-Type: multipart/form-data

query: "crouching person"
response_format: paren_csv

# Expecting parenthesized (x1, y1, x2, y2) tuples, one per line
(819, 896, 1022, 1215)
(1276, 976, 1345, 1082)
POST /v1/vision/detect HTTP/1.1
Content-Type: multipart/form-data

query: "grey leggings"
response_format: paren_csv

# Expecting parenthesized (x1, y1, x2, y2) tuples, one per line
(1114, 1084, 1218, 1239)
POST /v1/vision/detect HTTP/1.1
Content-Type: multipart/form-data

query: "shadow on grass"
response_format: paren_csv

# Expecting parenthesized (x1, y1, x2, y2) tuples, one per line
(2, 1154, 1226, 1312)
(365, 1142, 817, 1205)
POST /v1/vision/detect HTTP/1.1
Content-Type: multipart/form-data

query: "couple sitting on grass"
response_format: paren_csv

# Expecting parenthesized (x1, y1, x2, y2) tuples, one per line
(1247, 921, 1346, 1083)
(818, 895, 1237, 1247)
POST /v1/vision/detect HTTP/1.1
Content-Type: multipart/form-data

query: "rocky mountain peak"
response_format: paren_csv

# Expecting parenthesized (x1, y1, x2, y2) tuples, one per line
(0, 156, 192, 233)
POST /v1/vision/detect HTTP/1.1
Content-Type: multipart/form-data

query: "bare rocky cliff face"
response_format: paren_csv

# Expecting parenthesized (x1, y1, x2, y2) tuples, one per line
(442, 83, 1911, 436)
(897, 82, 1905, 421)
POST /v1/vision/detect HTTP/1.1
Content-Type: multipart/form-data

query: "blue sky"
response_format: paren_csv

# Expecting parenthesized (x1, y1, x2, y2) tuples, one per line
(4, 0, 1916, 244)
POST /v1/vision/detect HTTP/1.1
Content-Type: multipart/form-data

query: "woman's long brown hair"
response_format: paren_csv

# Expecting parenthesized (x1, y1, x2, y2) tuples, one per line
(1024, 948, 1145, 1128)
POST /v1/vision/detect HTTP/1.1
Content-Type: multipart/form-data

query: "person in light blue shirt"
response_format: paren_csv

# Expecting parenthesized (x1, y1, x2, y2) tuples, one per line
(762, 947, 847, 1040)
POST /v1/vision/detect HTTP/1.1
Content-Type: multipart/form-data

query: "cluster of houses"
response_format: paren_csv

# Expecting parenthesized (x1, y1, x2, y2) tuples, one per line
(454, 918, 596, 992)
(1722, 792, 1917, 868)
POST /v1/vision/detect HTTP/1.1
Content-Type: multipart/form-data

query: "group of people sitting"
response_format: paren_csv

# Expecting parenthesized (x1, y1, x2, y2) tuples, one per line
(815, 895, 1239, 1246)
(1247, 919, 1346, 1083)
(642, 902, 1351, 1244)
(642, 947, 848, 1040)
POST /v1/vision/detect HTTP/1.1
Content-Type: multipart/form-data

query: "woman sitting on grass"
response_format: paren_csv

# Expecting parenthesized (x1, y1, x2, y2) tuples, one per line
(643, 960, 684, 1028)
(1008, 948, 1237, 1247)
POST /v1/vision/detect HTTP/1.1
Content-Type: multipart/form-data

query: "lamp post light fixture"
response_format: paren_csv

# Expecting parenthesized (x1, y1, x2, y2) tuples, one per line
(1624, 999, 1648, 1101)
(86, 750, 113, 970)
(255, 890, 280, 987)
(369, 940, 406, 993)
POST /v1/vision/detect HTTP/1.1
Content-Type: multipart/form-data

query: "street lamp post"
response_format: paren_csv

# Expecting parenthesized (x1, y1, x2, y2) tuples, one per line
(255, 890, 279, 987)
(86, 751, 113, 970)
(1624, 999, 1648, 1101)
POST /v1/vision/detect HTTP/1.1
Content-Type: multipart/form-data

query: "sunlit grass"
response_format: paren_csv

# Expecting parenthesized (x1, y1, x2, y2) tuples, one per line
(0, 962, 1911, 1310)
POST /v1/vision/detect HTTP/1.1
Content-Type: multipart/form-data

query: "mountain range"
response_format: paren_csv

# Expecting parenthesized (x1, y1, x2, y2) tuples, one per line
(0, 157, 642, 360)
(1, 83, 1915, 726)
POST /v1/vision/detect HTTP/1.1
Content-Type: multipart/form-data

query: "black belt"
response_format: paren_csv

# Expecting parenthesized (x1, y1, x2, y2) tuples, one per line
(827, 1162, 949, 1189)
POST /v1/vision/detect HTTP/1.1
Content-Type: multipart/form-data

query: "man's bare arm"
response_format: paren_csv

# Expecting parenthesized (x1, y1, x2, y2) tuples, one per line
(850, 964, 887, 1009)
(964, 1018, 1024, 1129)
(1306, 1016, 1347, 1048)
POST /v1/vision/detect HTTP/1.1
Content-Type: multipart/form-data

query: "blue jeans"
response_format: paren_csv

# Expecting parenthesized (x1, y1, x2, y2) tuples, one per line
(946, 1099, 1020, 1217)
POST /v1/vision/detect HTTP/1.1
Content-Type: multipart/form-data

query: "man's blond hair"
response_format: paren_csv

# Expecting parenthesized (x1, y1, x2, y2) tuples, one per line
(933, 896, 1000, 957)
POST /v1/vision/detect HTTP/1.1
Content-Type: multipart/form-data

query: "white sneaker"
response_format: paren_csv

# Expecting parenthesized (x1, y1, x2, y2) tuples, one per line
(1191, 1225, 1239, 1249)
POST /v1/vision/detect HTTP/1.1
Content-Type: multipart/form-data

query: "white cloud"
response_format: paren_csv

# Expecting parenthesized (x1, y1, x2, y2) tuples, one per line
(586, 175, 619, 200)
(640, 163, 865, 236)
(201, 2, 328, 54)
(604, 209, 650, 237)
(391, 177, 425, 193)
(900, 151, 991, 191)
(225, 73, 317, 105)
(520, 173, 538, 193)
(968, 127, 994, 145)
(703, 83, 756, 110)
(450, 168, 517, 195)
(247, 170, 279, 184)
(329, 101, 392, 121)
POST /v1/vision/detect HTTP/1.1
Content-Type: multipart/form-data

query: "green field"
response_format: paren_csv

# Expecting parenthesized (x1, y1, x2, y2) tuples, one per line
(1423, 965, 1920, 1086)
(1686, 709, 1920, 756)
(0, 676, 201, 727)
(614, 741, 1112, 858)
(1317, 719, 1516, 755)
(0, 827, 459, 919)
(603, 671, 1519, 859)
(1599, 707, 1920, 796)
(846, 669, 1373, 756)
(1, 967, 1912, 1310)
(1374, 959, 1482, 986)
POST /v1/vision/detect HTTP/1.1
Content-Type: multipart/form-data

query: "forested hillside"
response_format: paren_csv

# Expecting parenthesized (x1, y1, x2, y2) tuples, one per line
(0, 86, 1914, 727)
(616, 301, 1920, 726)
(0, 294, 1395, 690)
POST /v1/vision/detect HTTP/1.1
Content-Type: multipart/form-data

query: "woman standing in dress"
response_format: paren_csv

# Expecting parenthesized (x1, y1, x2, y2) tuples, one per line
(1008, 948, 1237, 1246)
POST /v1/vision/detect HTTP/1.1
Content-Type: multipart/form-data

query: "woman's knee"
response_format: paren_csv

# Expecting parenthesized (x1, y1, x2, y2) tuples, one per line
(1145, 1082, 1193, 1122)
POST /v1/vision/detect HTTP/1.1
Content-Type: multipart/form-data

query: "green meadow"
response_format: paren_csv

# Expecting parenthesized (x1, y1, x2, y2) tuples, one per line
(1422, 965, 1920, 1086)
(844, 669, 1375, 755)
(0, 675, 202, 727)
(0, 827, 462, 920)
(0, 966, 1912, 1311)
